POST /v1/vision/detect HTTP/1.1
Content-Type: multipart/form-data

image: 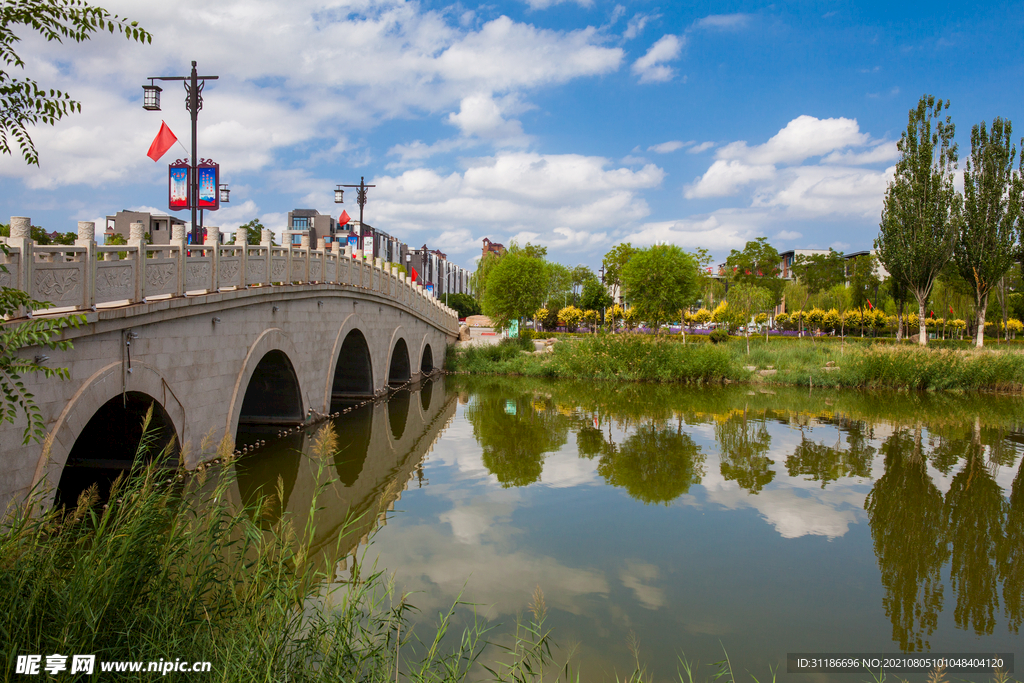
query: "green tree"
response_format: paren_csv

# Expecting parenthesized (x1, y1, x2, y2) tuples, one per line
(601, 242, 636, 303)
(446, 292, 481, 319)
(1, 0, 151, 165)
(481, 252, 547, 330)
(620, 244, 699, 332)
(725, 283, 773, 353)
(849, 254, 881, 312)
(569, 265, 597, 305)
(954, 117, 1023, 348)
(875, 95, 960, 346)
(543, 261, 573, 310)
(579, 279, 613, 318)
(791, 250, 845, 336)
(234, 218, 265, 245)
(471, 250, 502, 303)
(725, 237, 784, 306)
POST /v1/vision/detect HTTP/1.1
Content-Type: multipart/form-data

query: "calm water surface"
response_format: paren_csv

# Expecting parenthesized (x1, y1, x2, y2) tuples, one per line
(236, 376, 1024, 682)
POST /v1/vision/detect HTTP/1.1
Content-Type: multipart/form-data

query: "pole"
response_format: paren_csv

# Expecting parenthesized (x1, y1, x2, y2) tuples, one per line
(189, 61, 199, 245)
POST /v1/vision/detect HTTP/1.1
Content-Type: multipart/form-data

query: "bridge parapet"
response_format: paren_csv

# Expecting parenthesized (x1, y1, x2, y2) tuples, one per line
(0, 217, 459, 335)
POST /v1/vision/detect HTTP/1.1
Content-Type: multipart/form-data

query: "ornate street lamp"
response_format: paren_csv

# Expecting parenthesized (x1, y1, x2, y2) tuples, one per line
(219, 184, 230, 204)
(142, 61, 219, 244)
(333, 177, 376, 228)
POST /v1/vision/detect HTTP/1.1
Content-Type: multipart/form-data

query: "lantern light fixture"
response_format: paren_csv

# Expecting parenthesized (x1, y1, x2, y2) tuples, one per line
(334, 185, 345, 204)
(218, 183, 230, 203)
(142, 81, 162, 111)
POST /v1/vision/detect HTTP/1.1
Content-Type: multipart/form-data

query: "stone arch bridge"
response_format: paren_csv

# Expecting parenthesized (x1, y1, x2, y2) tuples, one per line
(0, 217, 459, 509)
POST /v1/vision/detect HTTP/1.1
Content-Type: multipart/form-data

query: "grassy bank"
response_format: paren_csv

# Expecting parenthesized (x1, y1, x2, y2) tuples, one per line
(447, 334, 1024, 392)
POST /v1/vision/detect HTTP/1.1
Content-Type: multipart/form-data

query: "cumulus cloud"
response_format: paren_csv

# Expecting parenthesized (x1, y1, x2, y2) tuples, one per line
(372, 151, 663, 250)
(631, 34, 684, 83)
(446, 93, 529, 145)
(623, 13, 657, 40)
(0, 2, 623, 189)
(684, 115, 896, 224)
(715, 115, 870, 166)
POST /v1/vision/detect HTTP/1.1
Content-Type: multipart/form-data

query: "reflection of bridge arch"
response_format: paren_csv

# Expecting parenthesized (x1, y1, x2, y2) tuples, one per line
(31, 361, 185, 507)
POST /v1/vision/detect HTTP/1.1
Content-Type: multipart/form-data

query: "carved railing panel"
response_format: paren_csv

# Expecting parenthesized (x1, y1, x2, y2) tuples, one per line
(184, 246, 214, 292)
(246, 246, 269, 286)
(144, 245, 181, 299)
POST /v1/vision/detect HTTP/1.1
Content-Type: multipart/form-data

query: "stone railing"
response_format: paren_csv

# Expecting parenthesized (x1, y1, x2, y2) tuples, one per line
(0, 217, 459, 333)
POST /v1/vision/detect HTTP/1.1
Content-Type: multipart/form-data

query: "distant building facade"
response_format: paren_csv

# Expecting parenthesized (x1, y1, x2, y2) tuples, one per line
(482, 237, 505, 260)
(105, 210, 186, 245)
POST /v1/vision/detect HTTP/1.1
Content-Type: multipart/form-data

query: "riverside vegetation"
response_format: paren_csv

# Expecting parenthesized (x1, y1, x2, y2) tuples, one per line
(447, 334, 1024, 392)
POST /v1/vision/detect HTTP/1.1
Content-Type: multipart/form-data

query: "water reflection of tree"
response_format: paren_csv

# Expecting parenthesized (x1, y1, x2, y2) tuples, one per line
(942, 426, 1006, 636)
(785, 422, 874, 488)
(466, 388, 568, 487)
(596, 423, 705, 505)
(716, 408, 775, 494)
(864, 430, 948, 652)
(1000, 457, 1024, 633)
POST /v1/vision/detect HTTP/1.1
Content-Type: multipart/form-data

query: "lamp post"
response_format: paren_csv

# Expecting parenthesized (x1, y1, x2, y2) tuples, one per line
(142, 61, 219, 245)
(334, 177, 376, 229)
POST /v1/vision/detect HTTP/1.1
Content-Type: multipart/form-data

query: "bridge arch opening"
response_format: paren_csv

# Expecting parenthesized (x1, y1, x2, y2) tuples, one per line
(389, 338, 411, 386)
(56, 392, 178, 507)
(421, 344, 434, 375)
(239, 350, 304, 426)
(333, 329, 374, 400)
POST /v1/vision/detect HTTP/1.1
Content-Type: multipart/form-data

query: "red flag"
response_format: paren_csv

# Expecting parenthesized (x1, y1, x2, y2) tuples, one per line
(949, 305, 954, 315)
(867, 299, 873, 310)
(338, 210, 351, 226)
(147, 121, 178, 161)
(411, 267, 419, 283)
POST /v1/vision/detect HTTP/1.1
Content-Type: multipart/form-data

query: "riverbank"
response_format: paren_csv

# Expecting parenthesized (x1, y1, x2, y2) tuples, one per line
(446, 334, 1024, 392)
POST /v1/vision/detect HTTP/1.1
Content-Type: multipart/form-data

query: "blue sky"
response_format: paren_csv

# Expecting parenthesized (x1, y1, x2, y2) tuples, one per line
(2, 0, 1022, 271)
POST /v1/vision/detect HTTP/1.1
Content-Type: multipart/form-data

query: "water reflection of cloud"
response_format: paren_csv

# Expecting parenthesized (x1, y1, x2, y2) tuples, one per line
(438, 496, 516, 544)
(620, 560, 665, 610)
(539, 448, 600, 488)
(369, 524, 610, 619)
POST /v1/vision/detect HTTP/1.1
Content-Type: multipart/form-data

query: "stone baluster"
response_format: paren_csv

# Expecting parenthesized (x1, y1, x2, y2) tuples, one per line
(235, 225, 248, 289)
(7, 217, 31, 316)
(128, 221, 146, 303)
(330, 241, 341, 283)
(260, 229, 273, 286)
(205, 226, 220, 292)
(76, 221, 96, 310)
(171, 224, 186, 296)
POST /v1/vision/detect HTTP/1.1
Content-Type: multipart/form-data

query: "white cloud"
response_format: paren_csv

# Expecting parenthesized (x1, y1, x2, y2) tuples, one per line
(822, 141, 899, 165)
(716, 115, 870, 165)
(446, 93, 528, 144)
(688, 141, 715, 154)
(774, 230, 802, 240)
(685, 160, 776, 198)
(631, 34, 684, 84)
(372, 151, 663, 252)
(648, 140, 689, 154)
(520, 0, 593, 10)
(623, 13, 656, 40)
(691, 14, 753, 31)
(0, 4, 623, 189)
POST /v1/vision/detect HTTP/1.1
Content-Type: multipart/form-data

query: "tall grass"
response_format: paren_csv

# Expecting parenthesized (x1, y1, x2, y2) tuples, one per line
(0, 411, 559, 682)
(448, 334, 1024, 392)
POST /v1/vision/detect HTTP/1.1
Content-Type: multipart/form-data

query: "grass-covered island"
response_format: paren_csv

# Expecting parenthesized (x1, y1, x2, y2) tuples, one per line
(447, 333, 1024, 393)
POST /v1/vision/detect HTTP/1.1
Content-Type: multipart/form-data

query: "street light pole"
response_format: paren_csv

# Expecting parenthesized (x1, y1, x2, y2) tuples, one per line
(143, 61, 218, 245)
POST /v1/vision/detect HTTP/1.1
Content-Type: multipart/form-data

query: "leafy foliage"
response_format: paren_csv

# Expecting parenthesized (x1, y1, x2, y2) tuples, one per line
(1, 0, 151, 165)
(481, 252, 547, 330)
(621, 244, 699, 331)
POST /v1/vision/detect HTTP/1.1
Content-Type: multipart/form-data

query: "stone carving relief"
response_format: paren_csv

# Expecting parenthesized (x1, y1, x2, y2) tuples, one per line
(34, 267, 82, 302)
(220, 260, 240, 284)
(146, 263, 176, 293)
(95, 265, 132, 301)
(185, 262, 211, 289)
(271, 260, 287, 281)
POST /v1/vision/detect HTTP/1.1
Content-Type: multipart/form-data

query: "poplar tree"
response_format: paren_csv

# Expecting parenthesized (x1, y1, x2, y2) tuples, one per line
(954, 117, 1022, 348)
(875, 95, 959, 346)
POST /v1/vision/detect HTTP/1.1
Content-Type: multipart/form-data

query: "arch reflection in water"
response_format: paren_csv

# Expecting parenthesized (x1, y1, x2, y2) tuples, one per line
(231, 376, 456, 568)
